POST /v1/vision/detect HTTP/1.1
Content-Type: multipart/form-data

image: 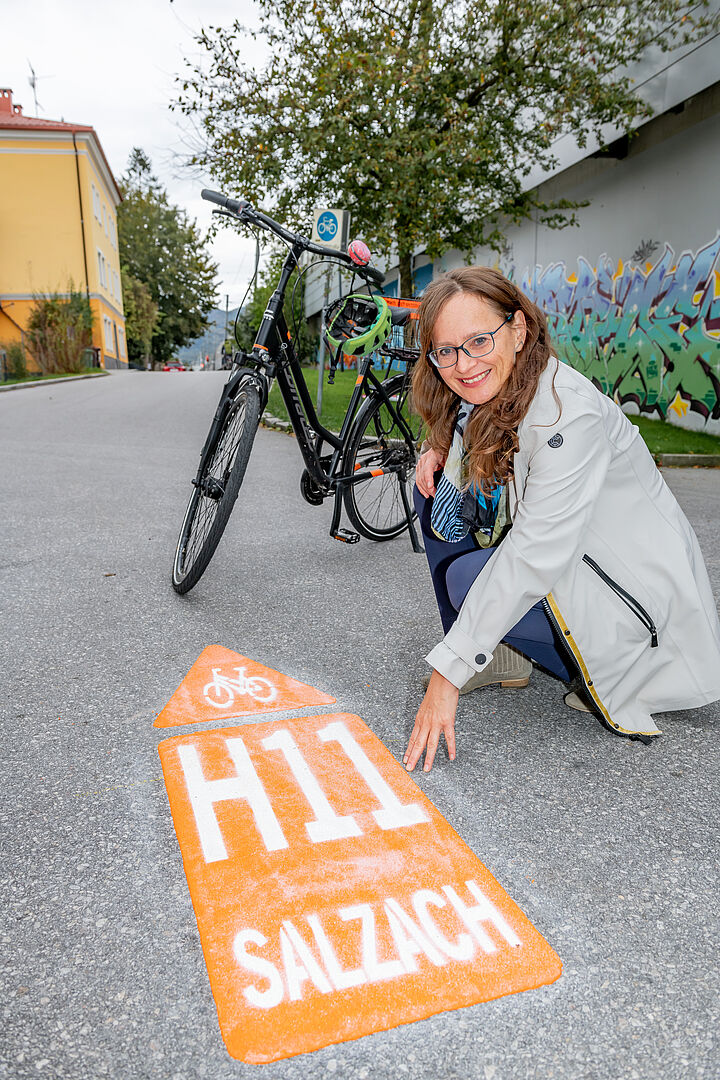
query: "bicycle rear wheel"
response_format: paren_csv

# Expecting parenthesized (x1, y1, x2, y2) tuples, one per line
(342, 374, 421, 541)
(172, 380, 261, 593)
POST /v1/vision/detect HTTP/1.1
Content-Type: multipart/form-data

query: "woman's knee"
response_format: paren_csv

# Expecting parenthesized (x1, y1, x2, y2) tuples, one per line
(445, 548, 496, 610)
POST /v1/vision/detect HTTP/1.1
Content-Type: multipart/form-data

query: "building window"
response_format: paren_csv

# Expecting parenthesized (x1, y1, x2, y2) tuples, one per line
(117, 325, 126, 359)
(97, 250, 108, 290)
(104, 316, 114, 353)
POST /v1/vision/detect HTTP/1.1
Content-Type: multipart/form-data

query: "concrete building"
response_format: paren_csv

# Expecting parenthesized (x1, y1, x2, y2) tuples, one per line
(305, 28, 720, 431)
(0, 87, 127, 371)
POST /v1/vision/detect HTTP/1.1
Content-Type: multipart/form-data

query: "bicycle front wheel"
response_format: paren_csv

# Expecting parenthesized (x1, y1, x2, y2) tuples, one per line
(172, 381, 261, 593)
(342, 375, 421, 541)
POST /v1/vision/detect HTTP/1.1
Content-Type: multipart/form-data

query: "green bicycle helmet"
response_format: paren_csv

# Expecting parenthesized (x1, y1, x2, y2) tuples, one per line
(324, 293, 392, 357)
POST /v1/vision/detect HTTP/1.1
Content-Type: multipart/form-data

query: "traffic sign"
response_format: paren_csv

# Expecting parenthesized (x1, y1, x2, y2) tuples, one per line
(158, 713, 562, 1062)
(154, 645, 336, 727)
(311, 208, 350, 250)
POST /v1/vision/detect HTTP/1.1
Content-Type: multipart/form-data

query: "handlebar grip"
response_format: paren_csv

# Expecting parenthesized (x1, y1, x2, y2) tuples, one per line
(365, 264, 385, 288)
(201, 188, 248, 215)
(201, 188, 228, 206)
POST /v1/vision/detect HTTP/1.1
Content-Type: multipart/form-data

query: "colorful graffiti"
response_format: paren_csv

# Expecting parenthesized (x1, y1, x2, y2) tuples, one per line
(520, 235, 720, 429)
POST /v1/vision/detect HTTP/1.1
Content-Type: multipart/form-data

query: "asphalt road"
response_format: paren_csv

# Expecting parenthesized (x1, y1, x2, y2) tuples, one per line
(2, 371, 718, 1080)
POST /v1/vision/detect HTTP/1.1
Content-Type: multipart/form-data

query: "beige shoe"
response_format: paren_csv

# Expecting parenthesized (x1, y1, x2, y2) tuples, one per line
(564, 689, 594, 713)
(422, 644, 531, 694)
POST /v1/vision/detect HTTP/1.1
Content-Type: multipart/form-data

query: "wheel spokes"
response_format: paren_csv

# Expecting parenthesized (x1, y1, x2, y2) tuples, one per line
(176, 395, 249, 578)
(351, 399, 418, 533)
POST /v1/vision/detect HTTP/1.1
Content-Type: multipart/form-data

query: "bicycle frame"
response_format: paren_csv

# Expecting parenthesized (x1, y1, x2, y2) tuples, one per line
(225, 244, 420, 519)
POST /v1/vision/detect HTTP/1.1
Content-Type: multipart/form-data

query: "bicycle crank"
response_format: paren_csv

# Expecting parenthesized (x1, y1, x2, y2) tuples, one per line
(300, 468, 327, 506)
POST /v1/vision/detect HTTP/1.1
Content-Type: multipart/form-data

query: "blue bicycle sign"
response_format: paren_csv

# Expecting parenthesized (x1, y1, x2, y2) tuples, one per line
(317, 211, 339, 240)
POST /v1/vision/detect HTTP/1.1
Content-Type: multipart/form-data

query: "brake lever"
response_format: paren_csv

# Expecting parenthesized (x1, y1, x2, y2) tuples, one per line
(212, 208, 245, 223)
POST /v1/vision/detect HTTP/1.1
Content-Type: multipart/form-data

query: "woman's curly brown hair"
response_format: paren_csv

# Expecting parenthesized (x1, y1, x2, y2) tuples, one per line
(411, 267, 555, 493)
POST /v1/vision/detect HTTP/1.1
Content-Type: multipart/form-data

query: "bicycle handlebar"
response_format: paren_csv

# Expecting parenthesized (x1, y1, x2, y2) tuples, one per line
(201, 188, 385, 287)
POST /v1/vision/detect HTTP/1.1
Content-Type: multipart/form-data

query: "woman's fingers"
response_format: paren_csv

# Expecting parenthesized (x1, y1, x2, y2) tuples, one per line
(415, 457, 434, 498)
(445, 722, 456, 762)
(403, 722, 424, 770)
(403, 675, 459, 772)
(404, 718, 448, 773)
(423, 727, 441, 772)
(415, 449, 445, 498)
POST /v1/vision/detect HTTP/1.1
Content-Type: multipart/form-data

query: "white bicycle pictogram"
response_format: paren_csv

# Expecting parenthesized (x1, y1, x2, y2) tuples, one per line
(203, 666, 277, 709)
(317, 213, 338, 239)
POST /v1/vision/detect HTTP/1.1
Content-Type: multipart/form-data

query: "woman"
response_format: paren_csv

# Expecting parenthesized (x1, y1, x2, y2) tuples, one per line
(404, 267, 720, 773)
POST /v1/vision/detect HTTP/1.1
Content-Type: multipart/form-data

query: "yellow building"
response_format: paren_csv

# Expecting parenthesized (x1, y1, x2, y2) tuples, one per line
(0, 87, 127, 370)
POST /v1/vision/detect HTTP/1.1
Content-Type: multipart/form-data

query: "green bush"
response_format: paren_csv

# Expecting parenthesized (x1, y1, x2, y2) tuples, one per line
(1, 340, 27, 380)
(26, 290, 94, 375)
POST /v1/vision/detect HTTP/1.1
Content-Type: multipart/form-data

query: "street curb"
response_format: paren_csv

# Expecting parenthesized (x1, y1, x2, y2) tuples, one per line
(656, 453, 720, 468)
(0, 371, 110, 393)
(261, 413, 344, 439)
(260, 412, 295, 435)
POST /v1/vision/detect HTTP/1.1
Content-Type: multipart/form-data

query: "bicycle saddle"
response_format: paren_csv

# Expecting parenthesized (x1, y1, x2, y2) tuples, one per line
(390, 307, 412, 326)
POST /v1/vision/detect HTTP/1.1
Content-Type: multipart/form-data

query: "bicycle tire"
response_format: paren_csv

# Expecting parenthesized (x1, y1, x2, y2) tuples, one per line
(172, 381, 261, 593)
(342, 374, 422, 541)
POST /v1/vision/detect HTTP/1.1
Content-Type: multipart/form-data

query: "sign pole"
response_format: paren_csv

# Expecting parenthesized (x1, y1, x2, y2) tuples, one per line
(316, 266, 330, 417)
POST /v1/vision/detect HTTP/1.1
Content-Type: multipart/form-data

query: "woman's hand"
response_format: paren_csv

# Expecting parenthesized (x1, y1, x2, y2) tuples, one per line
(415, 447, 446, 499)
(404, 670, 459, 773)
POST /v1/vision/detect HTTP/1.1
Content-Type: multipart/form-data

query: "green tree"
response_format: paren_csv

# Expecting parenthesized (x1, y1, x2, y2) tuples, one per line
(26, 289, 93, 374)
(118, 149, 218, 366)
(120, 268, 159, 366)
(177, 0, 715, 296)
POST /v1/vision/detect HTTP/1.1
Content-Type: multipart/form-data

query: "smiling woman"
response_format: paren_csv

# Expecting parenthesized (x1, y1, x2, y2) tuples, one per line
(404, 267, 720, 772)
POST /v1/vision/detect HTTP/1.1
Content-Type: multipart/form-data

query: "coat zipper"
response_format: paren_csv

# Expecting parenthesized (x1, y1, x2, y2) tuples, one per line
(582, 554, 659, 647)
(542, 593, 619, 734)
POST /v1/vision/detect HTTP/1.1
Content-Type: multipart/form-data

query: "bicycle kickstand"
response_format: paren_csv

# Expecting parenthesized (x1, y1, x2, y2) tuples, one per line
(399, 476, 424, 554)
(329, 487, 360, 544)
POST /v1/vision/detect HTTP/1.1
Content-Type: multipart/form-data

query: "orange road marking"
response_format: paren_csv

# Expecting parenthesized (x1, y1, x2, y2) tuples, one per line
(159, 713, 561, 1062)
(154, 645, 336, 728)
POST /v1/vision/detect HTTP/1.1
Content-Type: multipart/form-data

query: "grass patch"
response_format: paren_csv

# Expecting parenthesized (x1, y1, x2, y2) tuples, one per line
(267, 365, 405, 432)
(628, 415, 720, 456)
(1, 367, 102, 386)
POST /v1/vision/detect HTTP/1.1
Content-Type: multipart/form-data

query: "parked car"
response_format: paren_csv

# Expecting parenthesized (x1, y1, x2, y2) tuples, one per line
(162, 362, 186, 372)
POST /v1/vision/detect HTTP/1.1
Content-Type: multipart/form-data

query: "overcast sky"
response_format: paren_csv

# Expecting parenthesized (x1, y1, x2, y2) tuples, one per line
(2, 0, 269, 310)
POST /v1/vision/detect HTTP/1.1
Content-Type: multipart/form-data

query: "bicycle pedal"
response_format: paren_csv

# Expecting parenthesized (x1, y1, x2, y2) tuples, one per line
(332, 529, 360, 544)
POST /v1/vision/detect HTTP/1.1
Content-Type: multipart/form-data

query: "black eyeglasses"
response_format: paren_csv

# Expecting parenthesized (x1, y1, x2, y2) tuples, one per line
(428, 314, 513, 369)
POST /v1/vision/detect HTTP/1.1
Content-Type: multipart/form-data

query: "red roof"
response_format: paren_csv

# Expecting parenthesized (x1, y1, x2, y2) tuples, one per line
(0, 112, 95, 133)
(0, 88, 121, 200)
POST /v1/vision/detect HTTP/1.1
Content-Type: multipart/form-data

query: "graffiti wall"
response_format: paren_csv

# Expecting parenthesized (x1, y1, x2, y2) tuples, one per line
(519, 235, 720, 431)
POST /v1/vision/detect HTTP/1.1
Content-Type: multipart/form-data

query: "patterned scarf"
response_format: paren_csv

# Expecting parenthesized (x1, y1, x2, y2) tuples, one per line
(429, 402, 508, 547)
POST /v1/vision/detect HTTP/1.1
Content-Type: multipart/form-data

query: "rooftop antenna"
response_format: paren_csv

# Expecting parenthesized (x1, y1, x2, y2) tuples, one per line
(27, 59, 53, 117)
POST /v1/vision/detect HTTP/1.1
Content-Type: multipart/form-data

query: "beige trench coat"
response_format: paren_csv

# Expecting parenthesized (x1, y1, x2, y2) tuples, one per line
(426, 357, 720, 737)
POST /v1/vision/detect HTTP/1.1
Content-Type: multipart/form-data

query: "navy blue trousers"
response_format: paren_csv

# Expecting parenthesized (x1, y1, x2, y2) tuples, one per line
(415, 485, 574, 682)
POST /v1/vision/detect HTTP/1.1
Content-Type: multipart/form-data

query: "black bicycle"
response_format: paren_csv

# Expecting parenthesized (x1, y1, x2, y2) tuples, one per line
(171, 189, 423, 594)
